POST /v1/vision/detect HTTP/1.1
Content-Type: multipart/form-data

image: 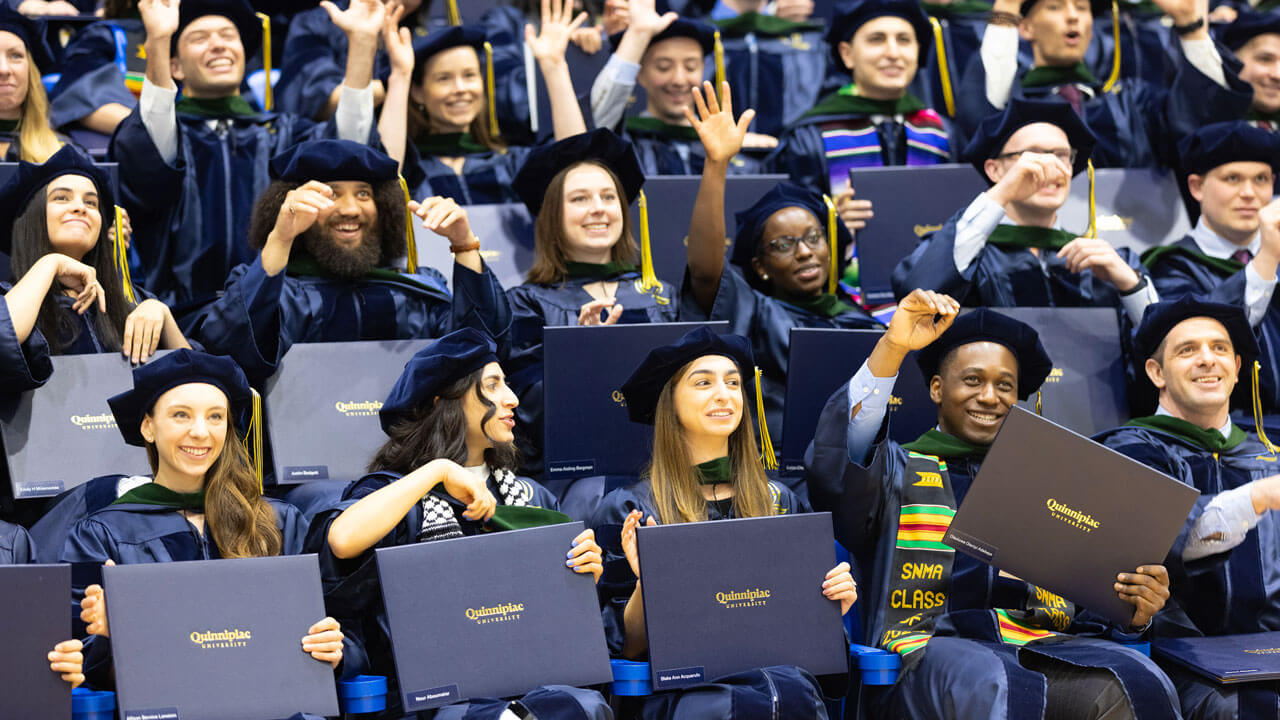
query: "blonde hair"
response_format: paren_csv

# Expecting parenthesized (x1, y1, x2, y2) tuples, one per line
(16, 57, 62, 163)
(646, 360, 775, 525)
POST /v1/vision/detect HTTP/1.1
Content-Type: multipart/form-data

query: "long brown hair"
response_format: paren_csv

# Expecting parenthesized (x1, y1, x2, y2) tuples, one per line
(408, 46, 506, 153)
(145, 418, 283, 558)
(646, 359, 774, 525)
(16, 57, 62, 163)
(526, 160, 639, 285)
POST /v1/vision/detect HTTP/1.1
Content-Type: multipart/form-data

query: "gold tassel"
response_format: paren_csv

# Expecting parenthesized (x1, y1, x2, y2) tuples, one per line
(1102, 0, 1121, 93)
(446, 0, 460, 25)
(256, 12, 273, 111)
(484, 42, 499, 138)
(754, 367, 778, 470)
(929, 18, 955, 117)
(637, 190, 662, 293)
(822, 194, 837, 295)
(1084, 159, 1098, 239)
(1035, 390, 1043, 416)
(1253, 361, 1279, 455)
(114, 206, 137, 305)
(249, 388, 264, 491)
(398, 175, 419, 272)
(714, 31, 726, 103)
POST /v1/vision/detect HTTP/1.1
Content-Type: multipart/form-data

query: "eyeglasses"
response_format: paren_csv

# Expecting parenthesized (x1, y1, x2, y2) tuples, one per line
(763, 229, 826, 257)
(994, 148, 1077, 165)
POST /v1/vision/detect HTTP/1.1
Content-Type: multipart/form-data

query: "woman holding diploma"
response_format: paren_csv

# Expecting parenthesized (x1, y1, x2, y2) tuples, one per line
(590, 326, 857, 717)
(314, 327, 611, 718)
(62, 350, 344, 689)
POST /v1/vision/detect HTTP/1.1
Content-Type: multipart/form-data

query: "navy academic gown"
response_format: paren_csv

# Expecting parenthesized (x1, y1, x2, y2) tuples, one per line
(622, 120, 771, 177)
(61, 492, 309, 689)
(46, 20, 139, 132)
(0, 285, 53, 392)
(109, 102, 359, 312)
(679, 266, 881, 467)
(0, 519, 33, 564)
(1094, 423, 1280, 717)
(28, 475, 133, 564)
(182, 256, 511, 384)
(716, 23, 828, 138)
(404, 142, 537, 206)
(953, 47, 1253, 168)
(1144, 235, 1280, 421)
(804, 384, 1181, 720)
(305, 471, 609, 719)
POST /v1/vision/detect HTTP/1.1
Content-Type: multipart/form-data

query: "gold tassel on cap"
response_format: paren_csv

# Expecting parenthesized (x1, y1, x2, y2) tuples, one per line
(447, 0, 460, 25)
(754, 367, 778, 470)
(928, 17, 955, 117)
(1102, 0, 1121, 93)
(1253, 361, 1280, 455)
(822, 194, 837, 295)
(255, 12, 273, 111)
(398, 175, 419, 272)
(249, 388, 264, 491)
(637, 190, 662, 293)
(1083, 159, 1098, 239)
(1035, 390, 1043, 416)
(714, 31, 726, 102)
(114, 206, 137, 305)
(484, 41, 499, 138)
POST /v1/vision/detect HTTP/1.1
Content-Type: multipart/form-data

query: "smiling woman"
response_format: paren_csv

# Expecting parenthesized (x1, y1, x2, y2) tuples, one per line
(0, 5, 65, 162)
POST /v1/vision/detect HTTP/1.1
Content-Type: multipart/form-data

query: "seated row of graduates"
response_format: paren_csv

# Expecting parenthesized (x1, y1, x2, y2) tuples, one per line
(4, 0, 1274, 313)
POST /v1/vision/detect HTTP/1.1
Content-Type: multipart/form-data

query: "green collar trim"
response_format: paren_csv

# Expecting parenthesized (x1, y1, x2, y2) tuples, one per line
(0, 118, 18, 133)
(1125, 415, 1246, 452)
(712, 12, 822, 36)
(175, 94, 258, 118)
(900, 428, 988, 458)
(1021, 62, 1099, 89)
(1140, 244, 1244, 276)
(695, 456, 733, 486)
(415, 132, 489, 156)
(486, 505, 572, 531)
(285, 258, 450, 299)
(784, 292, 858, 318)
(803, 86, 926, 119)
(923, 0, 999, 15)
(624, 116, 701, 141)
(113, 482, 205, 512)
(564, 261, 638, 280)
(986, 225, 1079, 250)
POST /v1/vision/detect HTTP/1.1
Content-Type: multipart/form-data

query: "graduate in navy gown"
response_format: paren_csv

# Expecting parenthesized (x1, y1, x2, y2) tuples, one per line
(954, 0, 1251, 167)
(1, 144, 192, 363)
(893, 97, 1159, 327)
(1221, 10, 1280, 131)
(805, 294, 1182, 719)
(0, 5, 63, 162)
(181, 138, 510, 385)
(1094, 298, 1280, 718)
(61, 350, 344, 690)
(504, 128, 678, 480)
(309, 329, 611, 719)
(379, 0, 592, 207)
(45, 0, 142, 140)
(1142, 122, 1280, 420)
(590, 9, 772, 175)
(681, 82, 879, 460)
(772, 0, 954, 242)
(109, 0, 380, 310)
(590, 327, 856, 718)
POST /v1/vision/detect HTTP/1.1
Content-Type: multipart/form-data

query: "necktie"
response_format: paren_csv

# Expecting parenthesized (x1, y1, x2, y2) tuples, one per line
(875, 120, 905, 165)
(1233, 248, 1254, 265)
(1056, 84, 1084, 114)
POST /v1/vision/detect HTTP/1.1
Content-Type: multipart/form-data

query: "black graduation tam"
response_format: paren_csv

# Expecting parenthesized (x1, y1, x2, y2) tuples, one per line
(0, 144, 114, 254)
(108, 349, 254, 447)
(915, 309, 1053, 400)
(963, 97, 1096, 181)
(1177, 121, 1280, 177)
(826, 0, 933, 68)
(729, 181, 852, 276)
(379, 328, 499, 433)
(621, 326, 755, 425)
(1221, 9, 1280, 51)
(0, 4, 52, 70)
(269, 139, 399, 184)
(609, 18, 716, 57)
(410, 25, 485, 83)
(172, 0, 261, 57)
(512, 128, 646, 216)
(1132, 296, 1259, 363)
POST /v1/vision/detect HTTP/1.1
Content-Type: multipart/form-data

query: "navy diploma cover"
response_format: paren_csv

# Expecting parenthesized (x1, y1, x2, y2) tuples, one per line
(0, 564, 71, 719)
(1155, 632, 1280, 684)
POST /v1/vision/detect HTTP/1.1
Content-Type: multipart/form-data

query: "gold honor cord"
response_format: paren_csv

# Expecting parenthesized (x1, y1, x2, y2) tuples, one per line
(249, 389, 264, 490)
(928, 17, 956, 117)
(1102, 0, 1121, 93)
(754, 367, 778, 470)
(447, 0, 461, 25)
(485, 42, 499, 138)
(637, 190, 662, 292)
(398, 175, 419, 272)
(256, 12, 273, 111)
(114, 206, 137, 305)
(714, 31, 726, 102)
(1253, 361, 1280, 455)
(822, 194, 838, 295)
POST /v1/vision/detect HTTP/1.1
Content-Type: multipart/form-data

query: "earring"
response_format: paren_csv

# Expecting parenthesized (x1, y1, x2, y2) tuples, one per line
(760, 273, 769, 281)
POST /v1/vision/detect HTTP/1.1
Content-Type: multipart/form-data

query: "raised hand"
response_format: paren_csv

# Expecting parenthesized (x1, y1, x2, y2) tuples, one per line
(1116, 564, 1170, 630)
(138, 0, 179, 41)
(321, 0, 385, 42)
(274, 181, 335, 243)
(987, 152, 1071, 209)
(578, 297, 624, 325)
(122, 298, 174, 364)
(382, 2, 414, 78)
(526, 0, 589, 65)
(301, 616, 344, 668)
(1057, 237, 1141, 292)
(1149, 0, 1205, 28)
(601, 0, 630, 36)
(410, 197, 476, 249)
(620, 508, 657, 579)
(685, 81, 755, 165)
(823, 562, 857, 616)
(884, 289, 961, 352)
(567, 528, 605, 584)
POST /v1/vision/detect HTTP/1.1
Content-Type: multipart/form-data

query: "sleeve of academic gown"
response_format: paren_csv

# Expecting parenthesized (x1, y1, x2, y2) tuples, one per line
(890, 211, 980, 303)
(46, 22, 137, 129)
(180, 258, 291, 385)
(0, 520, 33, 564)
(275, 7, 345, 120)
(0, 289, 53, 392)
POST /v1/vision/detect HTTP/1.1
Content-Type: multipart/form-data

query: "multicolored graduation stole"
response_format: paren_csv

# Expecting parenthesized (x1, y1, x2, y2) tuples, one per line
(821, 109, 951, 180)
